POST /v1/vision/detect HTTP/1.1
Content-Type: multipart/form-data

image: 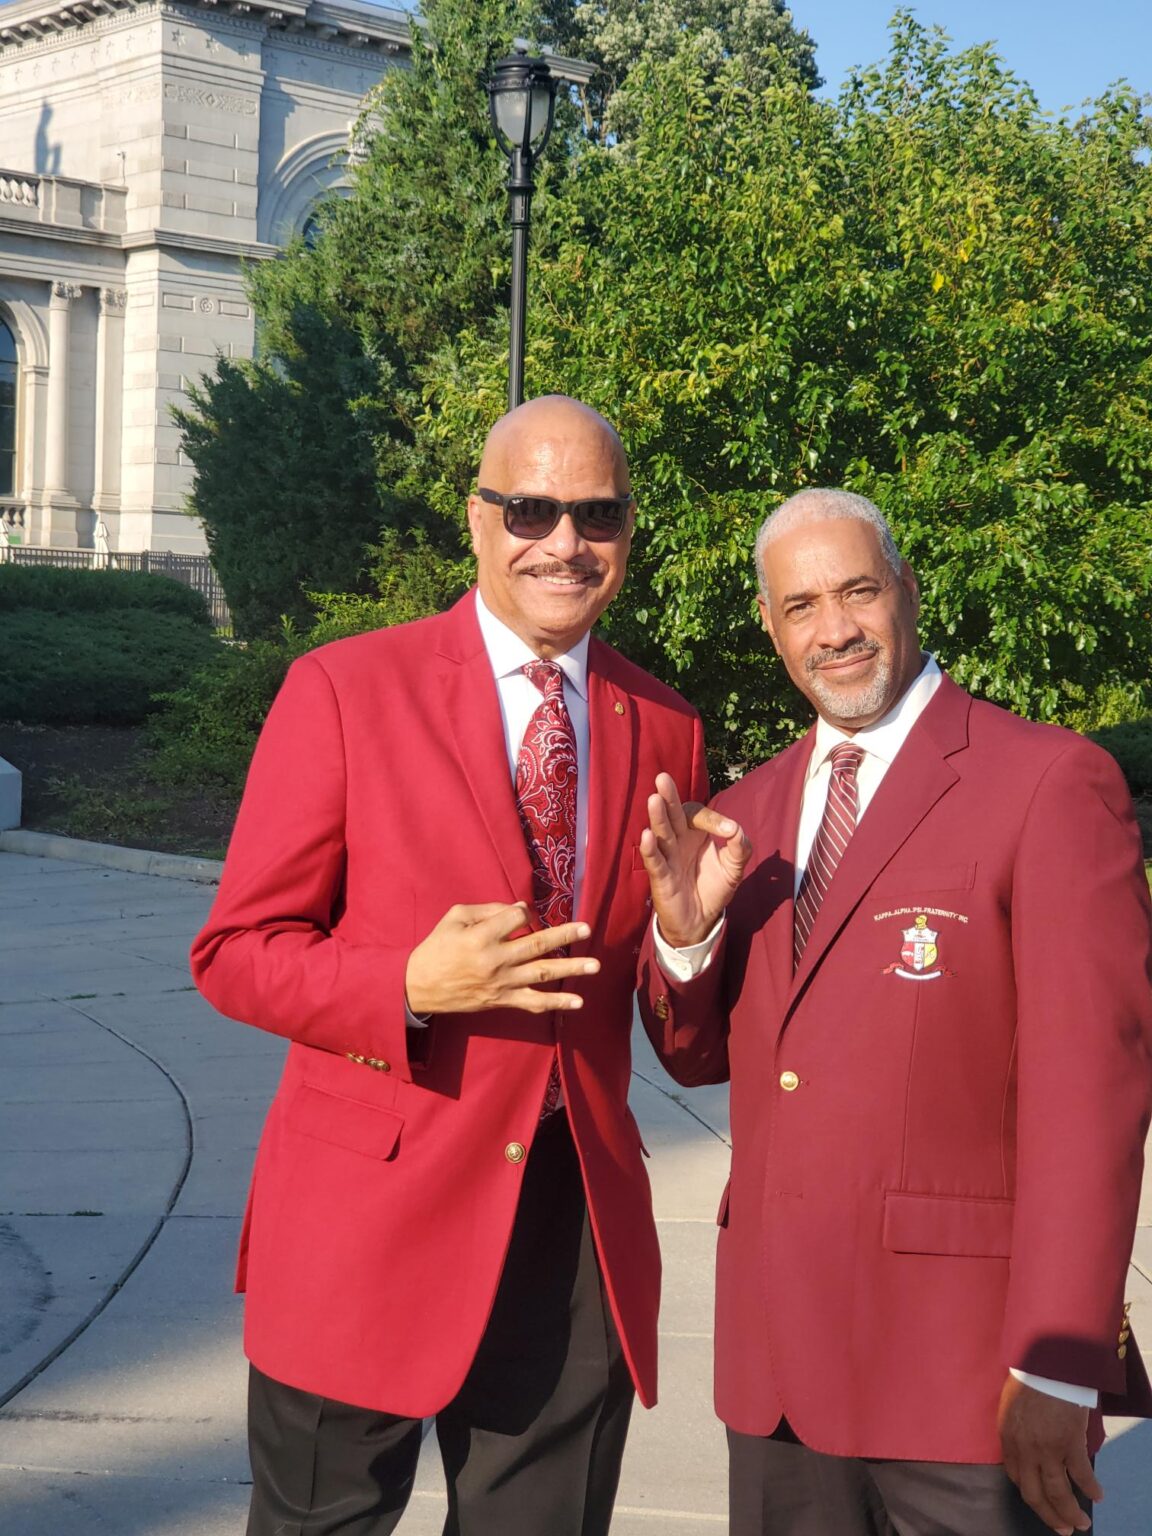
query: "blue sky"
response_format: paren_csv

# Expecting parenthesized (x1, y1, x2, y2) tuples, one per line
(381, 2, 1148, 117)
(791, 1, 1150, 115)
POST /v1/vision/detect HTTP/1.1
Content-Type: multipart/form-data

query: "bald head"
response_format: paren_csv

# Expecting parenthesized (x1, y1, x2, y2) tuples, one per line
(467, 395, 635, 658)
(477, 395, 630, 493)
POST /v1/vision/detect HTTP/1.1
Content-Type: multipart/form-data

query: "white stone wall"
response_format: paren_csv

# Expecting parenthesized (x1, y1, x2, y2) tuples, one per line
(0, 0, 411, 553)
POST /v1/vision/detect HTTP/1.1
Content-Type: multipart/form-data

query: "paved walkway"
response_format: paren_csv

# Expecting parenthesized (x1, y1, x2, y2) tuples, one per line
(0, 844, 1149, 1534)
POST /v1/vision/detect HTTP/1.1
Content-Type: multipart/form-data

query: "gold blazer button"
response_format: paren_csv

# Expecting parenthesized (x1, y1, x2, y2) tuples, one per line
(505, 1142, 527, 1164)
(779, 1070, 800, 1092)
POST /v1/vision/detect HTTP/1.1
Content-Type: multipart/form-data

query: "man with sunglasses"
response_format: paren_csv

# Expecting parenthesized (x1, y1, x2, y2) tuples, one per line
(192, 394, 710, 1536)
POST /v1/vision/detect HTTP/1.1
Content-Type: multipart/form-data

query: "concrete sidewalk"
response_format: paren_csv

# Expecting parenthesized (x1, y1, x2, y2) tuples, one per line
(0, 844, 1149, 1534)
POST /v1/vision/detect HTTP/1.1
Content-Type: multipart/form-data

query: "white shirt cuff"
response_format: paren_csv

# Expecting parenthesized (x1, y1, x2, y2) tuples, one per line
(652, 914, 726, 982)
(405, 1002, 430, 1029)
(1010, 1368, 1099, 1409)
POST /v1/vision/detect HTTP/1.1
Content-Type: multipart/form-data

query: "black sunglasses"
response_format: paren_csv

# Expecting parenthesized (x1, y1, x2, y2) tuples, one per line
(477, 487, 633, 542)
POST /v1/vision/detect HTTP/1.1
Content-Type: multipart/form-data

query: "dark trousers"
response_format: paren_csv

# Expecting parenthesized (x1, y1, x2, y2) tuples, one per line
(728, 1421, 1094, 1536)
(246, 1112, 635, 1536)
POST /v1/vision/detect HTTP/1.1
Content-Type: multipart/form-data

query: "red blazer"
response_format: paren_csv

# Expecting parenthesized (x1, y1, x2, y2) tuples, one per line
(192, 591, 708, 1416)
(640, 675, 1152, 1462)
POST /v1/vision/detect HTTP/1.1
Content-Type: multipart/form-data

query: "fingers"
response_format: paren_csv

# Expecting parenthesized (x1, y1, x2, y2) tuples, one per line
(504, 987, 586, 1012)
(646, 788, 678, 853)
(507, 920, 594, 959)
(1016, 1458, 1092, 1535)
(447, 902, 527, 930)
(1066, 1442, 1104, 1505)
(653, 772, 692, 840)
(511, 955, 601, 988)
(685, 804, 738, 840)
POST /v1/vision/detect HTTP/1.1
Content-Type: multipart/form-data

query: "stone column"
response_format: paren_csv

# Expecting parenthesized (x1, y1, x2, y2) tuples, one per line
(93, 288, 127, 515)
(19, 364, 49, 545)
(44, 281, 82, 507)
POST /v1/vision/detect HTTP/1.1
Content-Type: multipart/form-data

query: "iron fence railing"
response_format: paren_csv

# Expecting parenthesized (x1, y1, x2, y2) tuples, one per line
(0, 543, 233, 633)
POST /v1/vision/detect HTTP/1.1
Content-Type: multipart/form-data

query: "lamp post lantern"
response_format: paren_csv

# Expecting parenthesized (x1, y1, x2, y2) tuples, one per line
(488, 52, 557, 411)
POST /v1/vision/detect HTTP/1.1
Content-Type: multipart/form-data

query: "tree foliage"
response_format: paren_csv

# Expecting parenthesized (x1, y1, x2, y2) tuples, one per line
(174, 307, 394, 639)
(179, 5, 1152, 772)
(178, 0, 537, 638)
(177, 0, 822, 643)
(421, 12, 1152, 765)
(539, 0, 819, 139)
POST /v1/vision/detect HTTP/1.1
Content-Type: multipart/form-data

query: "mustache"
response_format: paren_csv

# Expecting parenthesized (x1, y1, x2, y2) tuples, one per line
(521, 562, 600, 579)
(805, 640, 881, 674)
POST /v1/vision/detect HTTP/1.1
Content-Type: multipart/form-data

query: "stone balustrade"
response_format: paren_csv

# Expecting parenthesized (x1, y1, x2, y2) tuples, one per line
(0, 168, 126, 233)
(0, 171, 39, 208)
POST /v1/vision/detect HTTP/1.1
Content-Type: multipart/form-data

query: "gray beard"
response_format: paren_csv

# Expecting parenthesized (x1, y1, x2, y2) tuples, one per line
(806, 649, 893, 723)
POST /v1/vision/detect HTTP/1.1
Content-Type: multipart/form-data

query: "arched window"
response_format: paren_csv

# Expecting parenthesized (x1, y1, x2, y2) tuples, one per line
(0, 319, 17, 498)
(301, 211, 324, 249)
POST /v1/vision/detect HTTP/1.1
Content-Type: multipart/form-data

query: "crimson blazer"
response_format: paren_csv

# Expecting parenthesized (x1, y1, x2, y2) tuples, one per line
(191, 590, 708, 1416)
(640, 675, 1152, 1463)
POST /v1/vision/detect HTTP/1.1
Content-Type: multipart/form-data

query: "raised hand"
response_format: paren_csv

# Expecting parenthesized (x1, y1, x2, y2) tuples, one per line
(639, 773, 751, 949)
(405, 903, 599, 1016)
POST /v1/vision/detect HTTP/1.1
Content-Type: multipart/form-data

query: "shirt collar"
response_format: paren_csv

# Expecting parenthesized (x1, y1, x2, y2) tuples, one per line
(807, 654, 942, 781)
(475, 590, 590, 700)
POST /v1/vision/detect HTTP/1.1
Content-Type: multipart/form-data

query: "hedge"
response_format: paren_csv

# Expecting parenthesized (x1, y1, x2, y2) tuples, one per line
(0, 609, 222, 725)
(1090, 719, 1152, 800)
(0, 565, 211, 626)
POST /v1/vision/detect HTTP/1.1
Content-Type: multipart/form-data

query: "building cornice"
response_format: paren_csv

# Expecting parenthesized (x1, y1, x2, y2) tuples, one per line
(123, 225, 280, 260)
(0, 0, 414, 57)
(0, 0, 595, 87)
(0, 214, 124, 248)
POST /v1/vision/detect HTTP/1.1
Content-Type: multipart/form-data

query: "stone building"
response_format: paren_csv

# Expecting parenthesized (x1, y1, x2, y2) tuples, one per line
(0, 0, 413, 554)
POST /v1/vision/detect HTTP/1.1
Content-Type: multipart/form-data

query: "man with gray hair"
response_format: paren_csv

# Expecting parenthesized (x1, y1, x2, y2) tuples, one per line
(636, 488, 1152, 1535)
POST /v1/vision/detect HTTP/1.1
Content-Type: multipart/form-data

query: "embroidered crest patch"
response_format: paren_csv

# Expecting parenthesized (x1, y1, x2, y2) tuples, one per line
(882, 913, 955, 981)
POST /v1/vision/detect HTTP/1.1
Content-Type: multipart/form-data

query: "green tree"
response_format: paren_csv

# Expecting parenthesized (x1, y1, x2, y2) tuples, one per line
(175, 307, 396, 639)
(539, 0, 819, 139)
(420, 13, 1152, 768)
(179, 0, 536, 637)
(179, 0, 820, 638)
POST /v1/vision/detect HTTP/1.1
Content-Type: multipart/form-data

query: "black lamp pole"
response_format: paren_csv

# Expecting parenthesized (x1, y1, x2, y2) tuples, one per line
(488, 54, 558, 411)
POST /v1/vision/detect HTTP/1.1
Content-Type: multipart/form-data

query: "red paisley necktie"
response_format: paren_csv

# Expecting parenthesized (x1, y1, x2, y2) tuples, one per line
(793, 742, 864, 971)
(516, 660, 578, 1118)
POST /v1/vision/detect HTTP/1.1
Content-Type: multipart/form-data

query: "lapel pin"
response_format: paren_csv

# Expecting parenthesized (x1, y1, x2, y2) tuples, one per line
(614, 701, 625, 715)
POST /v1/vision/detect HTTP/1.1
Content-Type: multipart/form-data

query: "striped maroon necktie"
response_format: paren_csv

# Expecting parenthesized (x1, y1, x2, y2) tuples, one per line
(793, 742, 864, 970)
(515, 660, 576, 1119)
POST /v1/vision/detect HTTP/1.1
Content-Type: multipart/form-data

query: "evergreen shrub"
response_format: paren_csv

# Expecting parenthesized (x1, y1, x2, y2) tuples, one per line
(0, 609, 221, 725)
(1090, 720, 1152, 799)
(0, 565, 212, 626)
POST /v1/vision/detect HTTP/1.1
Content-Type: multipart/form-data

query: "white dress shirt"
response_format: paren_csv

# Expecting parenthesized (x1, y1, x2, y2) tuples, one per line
(654, 654, 1095, 1410)
(405, 596, 590, 1120)
(474, 592, 591, 911)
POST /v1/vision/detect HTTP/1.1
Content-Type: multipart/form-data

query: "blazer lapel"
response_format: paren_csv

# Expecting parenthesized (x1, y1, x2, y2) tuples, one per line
(787, 678, 972, 1007)
(751, 732, 815, 1010)
(580, 641, 635, 935)
(437, 593, 536, 909)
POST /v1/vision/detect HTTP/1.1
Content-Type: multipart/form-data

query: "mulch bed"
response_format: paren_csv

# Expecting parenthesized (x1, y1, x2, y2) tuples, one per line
(0, 722, 239, 861)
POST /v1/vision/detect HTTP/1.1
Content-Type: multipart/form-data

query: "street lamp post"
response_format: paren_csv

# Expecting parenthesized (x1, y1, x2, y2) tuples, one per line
(487, 53, 558, 411)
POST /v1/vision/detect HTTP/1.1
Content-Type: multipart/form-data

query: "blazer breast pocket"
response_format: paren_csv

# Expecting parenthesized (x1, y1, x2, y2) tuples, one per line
(872, 863, 977, 898)
(287, 1082, 404, 1162)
